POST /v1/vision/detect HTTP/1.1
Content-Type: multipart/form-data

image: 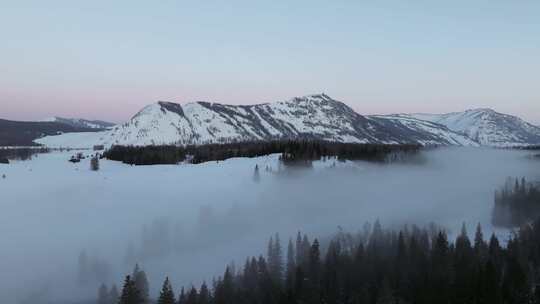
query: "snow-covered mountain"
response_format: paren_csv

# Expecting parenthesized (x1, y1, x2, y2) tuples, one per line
(40, 117, 115, 129)
(35, 94, 475, 148)
(408, 109, 540, 147)
(367, 114, 478, 146)
(35, 95, 539, 148)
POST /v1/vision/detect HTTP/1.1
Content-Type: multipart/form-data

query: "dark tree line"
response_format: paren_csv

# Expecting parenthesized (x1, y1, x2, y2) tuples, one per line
(492, 177, 540, 228)
(520, 145, 540, 151)
(0, 147, 49, 162)
(104, 145, 186, 166)
(0, 118, 100, 146)
(103, 141, 420, 166)
(105, 219, 540, 304)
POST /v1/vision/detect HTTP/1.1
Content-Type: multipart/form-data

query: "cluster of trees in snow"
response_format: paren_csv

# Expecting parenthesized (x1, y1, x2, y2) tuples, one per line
(492, 177, 540, 227)
(103, 141, 421, 166)
(102, 219, 540, 304)
(0, 147, 49, 162)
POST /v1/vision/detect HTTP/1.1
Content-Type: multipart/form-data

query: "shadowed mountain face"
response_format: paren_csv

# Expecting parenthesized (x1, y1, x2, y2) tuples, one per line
(0, 119, 106, 146)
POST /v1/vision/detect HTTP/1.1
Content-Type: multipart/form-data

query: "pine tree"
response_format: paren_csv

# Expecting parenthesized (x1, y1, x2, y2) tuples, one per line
(295, 232, 303, 266)
(474, 223, 488, 261)
(177, 287, 186, 304)
(267, 233, 283, 284)
(253, 164, 260, 183)
(109, 284, 120, 304)
(215, 266, 234, 304)
(157, 277, 176, 304)
(119, 275, 141, 304)
(132, 264, 149, 304)
(482, 260, 501, 304)
(185, 287, 198, 304)
(301, 235, 311, 269)
(199, 282, 210, 304)
(430, 231, 451, 302)
(454, 223, 474, 304)
(98, 283, 109, 304)
(503, 256, 530, 303)
(395, 231, 408, 299)
(308, 239, 321, 302)
(285, 238, 296, 291)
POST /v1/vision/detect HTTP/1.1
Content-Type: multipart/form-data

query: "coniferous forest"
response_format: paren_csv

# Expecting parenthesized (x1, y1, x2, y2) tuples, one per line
(492, 177, 540, 228)
(100, 219, 540, 304)
(0, 147, 49, 162)
(103, 141, 421, 166)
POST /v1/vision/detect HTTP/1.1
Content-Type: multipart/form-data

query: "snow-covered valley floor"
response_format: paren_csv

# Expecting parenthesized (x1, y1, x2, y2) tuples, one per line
(0, 148, 539, 303)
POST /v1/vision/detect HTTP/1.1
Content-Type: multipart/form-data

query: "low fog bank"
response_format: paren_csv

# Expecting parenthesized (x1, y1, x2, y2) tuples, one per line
(0, 147, 539, 303)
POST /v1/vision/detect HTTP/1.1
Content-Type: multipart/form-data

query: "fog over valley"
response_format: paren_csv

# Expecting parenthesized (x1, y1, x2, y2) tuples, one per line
(1, 147, 539, 303)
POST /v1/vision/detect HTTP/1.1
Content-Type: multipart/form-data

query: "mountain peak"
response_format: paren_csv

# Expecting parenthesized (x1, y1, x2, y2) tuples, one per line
(289, 93, 333, 102)
(469, 107, 493, 112)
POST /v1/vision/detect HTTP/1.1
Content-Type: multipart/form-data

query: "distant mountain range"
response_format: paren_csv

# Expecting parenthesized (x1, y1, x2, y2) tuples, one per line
(407, 109, 540, 147)
(0, 117, 114, 146)
(40, 117, 115, 130)
(31, 94, 540, 148)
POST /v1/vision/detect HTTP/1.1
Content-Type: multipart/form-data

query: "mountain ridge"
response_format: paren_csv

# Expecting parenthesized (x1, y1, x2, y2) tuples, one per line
(40, 117, 115, 129)
(34, 94, 540, 148)
(0, 118, 104, 146)
(34, 94, 487, 148)
(405, 108, 540, 147)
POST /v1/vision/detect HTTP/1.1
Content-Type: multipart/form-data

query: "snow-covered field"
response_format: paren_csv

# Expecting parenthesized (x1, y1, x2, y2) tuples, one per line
(0, 148, 539, 303)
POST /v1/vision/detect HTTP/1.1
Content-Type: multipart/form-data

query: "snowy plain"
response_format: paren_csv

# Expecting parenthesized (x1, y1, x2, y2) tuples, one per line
(0, 148, 539, 303)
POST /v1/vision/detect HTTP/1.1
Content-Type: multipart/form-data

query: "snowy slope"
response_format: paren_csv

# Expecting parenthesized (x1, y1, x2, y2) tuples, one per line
(368, 114, 478, 146)
(409, 109, 540, 147)
(40, 117, 115, 129)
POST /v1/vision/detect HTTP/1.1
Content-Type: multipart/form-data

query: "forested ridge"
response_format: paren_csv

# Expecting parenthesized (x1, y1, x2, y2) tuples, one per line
(99, 219, 540, 304)
(103, 141, 421, 166)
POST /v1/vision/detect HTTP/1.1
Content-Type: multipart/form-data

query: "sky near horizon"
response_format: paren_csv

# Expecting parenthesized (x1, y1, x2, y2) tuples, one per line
(1, 1, 539, 124)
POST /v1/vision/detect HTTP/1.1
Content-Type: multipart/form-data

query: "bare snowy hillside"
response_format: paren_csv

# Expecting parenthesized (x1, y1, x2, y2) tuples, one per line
(409, 109, 540, 147)
(368, 114, 478, 146)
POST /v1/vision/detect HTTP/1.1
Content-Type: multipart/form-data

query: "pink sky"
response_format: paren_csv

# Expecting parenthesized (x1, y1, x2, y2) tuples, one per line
(2, 2, 539, 125)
